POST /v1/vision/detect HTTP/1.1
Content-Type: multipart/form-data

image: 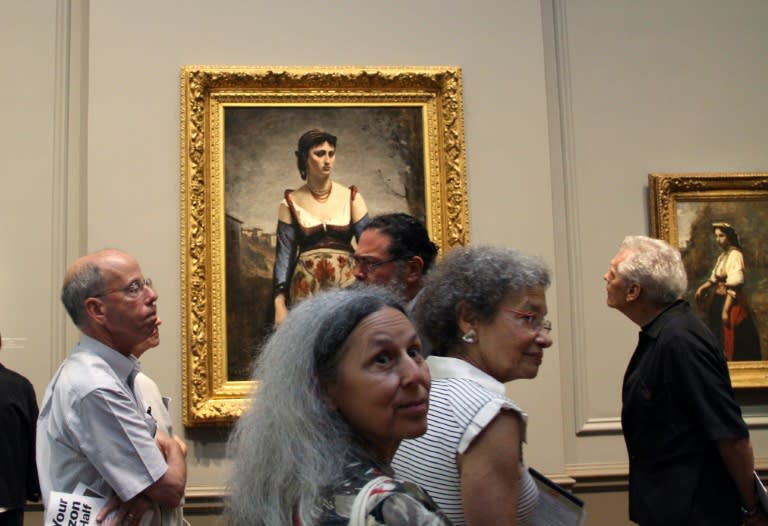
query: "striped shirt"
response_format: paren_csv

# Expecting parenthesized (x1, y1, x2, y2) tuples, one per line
(392, 356, 539, 525)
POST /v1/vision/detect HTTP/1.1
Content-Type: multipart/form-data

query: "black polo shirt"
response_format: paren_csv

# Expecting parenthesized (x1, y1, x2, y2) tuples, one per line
(621, 300, 748, 526)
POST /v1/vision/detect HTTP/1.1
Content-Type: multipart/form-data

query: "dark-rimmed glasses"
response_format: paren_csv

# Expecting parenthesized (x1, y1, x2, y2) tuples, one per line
(93, 278, 153, 299)
(500, 307, 552, 334)
(351, 256, 399, 273)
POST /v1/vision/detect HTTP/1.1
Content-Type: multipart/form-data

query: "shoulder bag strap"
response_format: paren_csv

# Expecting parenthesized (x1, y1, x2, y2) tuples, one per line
(348, 476, 391, 526)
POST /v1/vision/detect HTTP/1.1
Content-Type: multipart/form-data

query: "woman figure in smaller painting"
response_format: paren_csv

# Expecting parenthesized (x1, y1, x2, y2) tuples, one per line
(695, 222, 761, 361)
(273, 129, 370, 325)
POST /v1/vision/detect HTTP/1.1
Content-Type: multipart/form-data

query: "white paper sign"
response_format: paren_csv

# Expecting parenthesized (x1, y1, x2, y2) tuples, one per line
(45, 486, 154, 526)
(44, 492, 104, 526)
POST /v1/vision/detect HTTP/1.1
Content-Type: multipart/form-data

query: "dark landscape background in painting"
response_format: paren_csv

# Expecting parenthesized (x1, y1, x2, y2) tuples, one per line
(676, 200, 768, 360)
(224, 106, 425, 380)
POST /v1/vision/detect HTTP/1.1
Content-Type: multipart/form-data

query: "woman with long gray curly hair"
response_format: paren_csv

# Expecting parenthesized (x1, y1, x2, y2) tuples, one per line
(226, 287, 450, 526)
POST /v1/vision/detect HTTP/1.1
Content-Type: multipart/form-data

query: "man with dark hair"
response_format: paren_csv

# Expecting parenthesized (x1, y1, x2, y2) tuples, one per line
(0, 332, 40, 526)
(352, 213, 438, 306)
(37, 249, 186, 526)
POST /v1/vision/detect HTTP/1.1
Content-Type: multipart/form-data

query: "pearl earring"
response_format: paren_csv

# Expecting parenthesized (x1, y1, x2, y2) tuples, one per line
(461, 329, 477, 343)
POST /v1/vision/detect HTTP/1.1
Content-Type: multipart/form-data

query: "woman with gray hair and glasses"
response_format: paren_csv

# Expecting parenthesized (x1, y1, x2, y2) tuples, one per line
(227, 287, 451, 526)
(392, 245, 553, 525)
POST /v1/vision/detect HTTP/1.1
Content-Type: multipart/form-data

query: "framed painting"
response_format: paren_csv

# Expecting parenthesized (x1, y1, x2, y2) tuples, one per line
(649, 172, 768, 388)
(181, 66, 469, 425)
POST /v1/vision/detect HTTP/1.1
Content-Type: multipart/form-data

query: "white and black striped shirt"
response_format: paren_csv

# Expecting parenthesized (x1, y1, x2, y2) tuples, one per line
(392, 356, 539, 525)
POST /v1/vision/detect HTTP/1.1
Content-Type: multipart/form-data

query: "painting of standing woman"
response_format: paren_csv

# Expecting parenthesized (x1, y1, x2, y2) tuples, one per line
(677, 202, 768, 361)
(694, 222, 761, 361)
(272, 129, 370, 325)
(223, 107, 426, 380)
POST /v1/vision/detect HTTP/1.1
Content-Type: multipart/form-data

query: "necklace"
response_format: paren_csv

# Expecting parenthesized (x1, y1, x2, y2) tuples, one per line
(307, 182, 332, 202)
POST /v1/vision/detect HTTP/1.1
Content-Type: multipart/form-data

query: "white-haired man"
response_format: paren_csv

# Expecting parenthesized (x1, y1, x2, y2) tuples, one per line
(605, 235, 766, 526)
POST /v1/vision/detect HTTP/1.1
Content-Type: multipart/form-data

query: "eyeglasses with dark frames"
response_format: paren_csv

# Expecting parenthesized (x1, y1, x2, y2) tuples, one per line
(351, 256, 400, 273)
(500, 306, 552, 334)
(93, 278, 153, 300)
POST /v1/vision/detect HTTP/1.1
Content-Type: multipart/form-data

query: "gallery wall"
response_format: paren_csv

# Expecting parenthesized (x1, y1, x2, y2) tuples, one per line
(2, 0, 767, 520)
(542, 0, 768, 474)
(87, 0, 563, 488)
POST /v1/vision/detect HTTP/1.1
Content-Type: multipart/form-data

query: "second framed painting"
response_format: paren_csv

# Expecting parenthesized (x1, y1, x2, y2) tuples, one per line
(181, 66, 469, 425)
(649, 172, 768, 388)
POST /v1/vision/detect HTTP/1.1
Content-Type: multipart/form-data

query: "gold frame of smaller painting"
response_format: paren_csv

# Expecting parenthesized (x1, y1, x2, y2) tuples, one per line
(649, 172, 768, 388)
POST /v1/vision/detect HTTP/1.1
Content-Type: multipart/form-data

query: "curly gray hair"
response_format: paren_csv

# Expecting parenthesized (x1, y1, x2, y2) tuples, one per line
(616, 235, 687, 304)
(226, 286, 406, 526)
(414, 245, 551, 355)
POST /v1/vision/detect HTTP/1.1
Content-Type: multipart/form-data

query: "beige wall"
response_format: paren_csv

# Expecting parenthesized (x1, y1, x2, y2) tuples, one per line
(3, 1, 768, 524)
(545, 0, 768, 474)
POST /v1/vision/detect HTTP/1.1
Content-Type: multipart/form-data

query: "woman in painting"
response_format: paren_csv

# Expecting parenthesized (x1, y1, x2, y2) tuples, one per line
(273, 129, 370, 325)
(694, 222, 761, 361)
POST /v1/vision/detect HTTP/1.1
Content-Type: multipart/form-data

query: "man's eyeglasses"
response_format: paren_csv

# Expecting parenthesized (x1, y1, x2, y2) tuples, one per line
(351, 256, 399, 272)
(500, 307, 552, 334)
(93, 278, 153, 299)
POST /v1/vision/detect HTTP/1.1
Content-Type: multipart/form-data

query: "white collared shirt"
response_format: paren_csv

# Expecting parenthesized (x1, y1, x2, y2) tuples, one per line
(37, 335, 167, 506)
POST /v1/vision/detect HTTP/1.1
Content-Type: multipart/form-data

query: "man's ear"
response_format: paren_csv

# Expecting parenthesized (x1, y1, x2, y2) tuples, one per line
(626, 282, 642, 302)
(404, 256, 425, 284)
(84, 297, 107, 326)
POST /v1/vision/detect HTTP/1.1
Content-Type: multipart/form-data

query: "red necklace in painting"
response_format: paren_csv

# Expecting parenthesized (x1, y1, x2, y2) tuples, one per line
(308, 182, 332, 202)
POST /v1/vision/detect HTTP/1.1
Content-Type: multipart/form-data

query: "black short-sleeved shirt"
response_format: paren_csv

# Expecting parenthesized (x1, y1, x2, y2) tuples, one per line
(621, 300, 748, 526)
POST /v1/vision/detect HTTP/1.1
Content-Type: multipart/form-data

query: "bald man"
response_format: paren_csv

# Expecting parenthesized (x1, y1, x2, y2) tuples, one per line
(37, 250, 186, 526)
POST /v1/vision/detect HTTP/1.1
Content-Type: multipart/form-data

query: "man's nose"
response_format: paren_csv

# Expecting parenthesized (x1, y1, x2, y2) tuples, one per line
(535, 331, 553, 348)
(146, 284, 159, 302)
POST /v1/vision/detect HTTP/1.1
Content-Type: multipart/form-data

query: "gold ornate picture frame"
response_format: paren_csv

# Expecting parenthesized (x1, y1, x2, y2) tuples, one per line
(181, 66, 469, 425)
(649, 172, 768, 388)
